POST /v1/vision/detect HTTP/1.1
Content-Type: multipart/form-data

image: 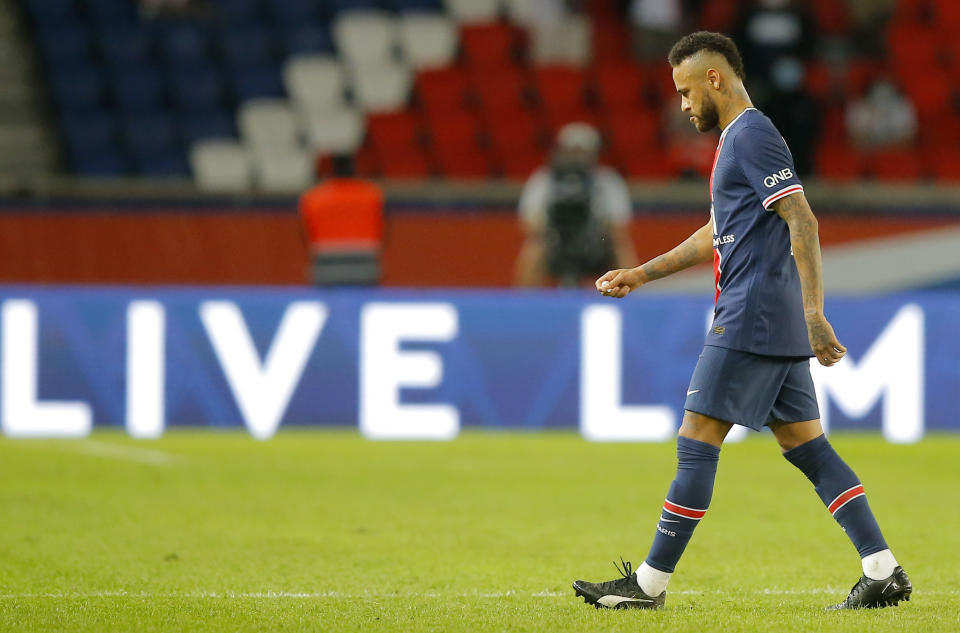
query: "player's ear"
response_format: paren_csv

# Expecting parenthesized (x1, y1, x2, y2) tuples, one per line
(706, 68, 721, 91)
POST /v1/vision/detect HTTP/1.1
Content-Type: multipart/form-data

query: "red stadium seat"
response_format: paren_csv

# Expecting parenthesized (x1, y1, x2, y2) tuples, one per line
(486, 109, 541, 156)
(898, 68, 952, 117)
(353, 143, 380, 178)
(697, 0, 742, 31)
(811, 0, 850, 34)
(460, 24, 519, 71)
(472, 67, 530, 114)
(894, 0, 933, 24)
(542, 105, 600, 136)
(868, 148, 925, 181)
(593, 63, 644, 112)
(844, 60, 886, 99)
(590, 20, 631, 64)
(366, 111, 421, 152)
(416, 68, 470, 113)
(533, 65, 586, 111)
(498, 148, 545, 180)
(887, 25, 942, 68)
(640, 61, 679, 107)
(620, 148, 675, 180)
(924, 147, 960, 181)
(604, 110, 660, 157)
(918, 111, 960, 149)
(378, 147, 432, 179)
(426, 109, 482, 153)
(433, 146, 492, 180)
(815, 143, 864, 182)
(804, 61, 834, 101)
(935, 0, 960, 31)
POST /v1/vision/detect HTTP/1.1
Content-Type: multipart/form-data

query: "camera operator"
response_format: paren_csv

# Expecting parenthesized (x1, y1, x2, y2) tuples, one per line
(514, 123, 637, 287)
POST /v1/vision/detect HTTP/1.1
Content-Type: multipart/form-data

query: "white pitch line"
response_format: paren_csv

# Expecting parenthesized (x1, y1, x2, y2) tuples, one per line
(0, 589, 954, 600)
(67, 439, 176, 466)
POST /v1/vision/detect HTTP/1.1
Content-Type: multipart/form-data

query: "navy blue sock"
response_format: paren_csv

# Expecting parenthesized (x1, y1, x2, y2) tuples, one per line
(783, 434, 888, 557)
(644, 436, 720, 573)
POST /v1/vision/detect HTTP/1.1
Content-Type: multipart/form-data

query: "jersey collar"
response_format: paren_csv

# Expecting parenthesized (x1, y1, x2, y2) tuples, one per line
(718, 107, 757, 143)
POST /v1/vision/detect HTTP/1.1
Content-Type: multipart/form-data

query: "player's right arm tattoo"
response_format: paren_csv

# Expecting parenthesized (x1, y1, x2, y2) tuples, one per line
(772, 193, 824, 316)
(639, 222, 714, 282)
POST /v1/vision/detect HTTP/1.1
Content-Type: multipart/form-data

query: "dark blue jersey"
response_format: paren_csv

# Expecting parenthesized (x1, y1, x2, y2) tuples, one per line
(704, 108, 812, 357)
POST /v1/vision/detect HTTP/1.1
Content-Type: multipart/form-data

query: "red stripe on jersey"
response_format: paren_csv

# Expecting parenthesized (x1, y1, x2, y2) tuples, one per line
(709, 136, 726, 303)
(762, 184, 804, 209)
(828, 485, 865, 515)
(663, 499, 707, 520)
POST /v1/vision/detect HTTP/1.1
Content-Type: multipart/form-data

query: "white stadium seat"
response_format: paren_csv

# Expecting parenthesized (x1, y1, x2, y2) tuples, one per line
(398, 12, 458, 69)
(250, 146, 315, 193)
(237, 98, 299, 150)
(302, 106, 365, 154)
(350, 61, 412, 112)
(189, 139, 252, 193)
(530, 15, 591, 65)
(443, 0, 502, 23)
(283, 54, 347, 112)
(503, 0, 535, 24)
(333, 10, 398, 66)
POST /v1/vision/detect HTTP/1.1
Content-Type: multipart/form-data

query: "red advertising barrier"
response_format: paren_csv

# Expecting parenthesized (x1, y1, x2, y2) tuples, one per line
(0, 209, 953, 286)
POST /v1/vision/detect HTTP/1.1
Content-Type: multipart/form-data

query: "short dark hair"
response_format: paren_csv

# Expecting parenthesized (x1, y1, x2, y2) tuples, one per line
(668, 31, 746, 80)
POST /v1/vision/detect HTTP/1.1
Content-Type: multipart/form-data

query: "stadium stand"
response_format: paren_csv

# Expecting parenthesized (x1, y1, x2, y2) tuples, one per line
(17, 0, 960, 187)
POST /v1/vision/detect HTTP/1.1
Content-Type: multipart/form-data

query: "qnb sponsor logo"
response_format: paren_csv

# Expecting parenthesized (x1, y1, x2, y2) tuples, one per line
(712, 234, 735, 247)
(763, 168, 794, 188)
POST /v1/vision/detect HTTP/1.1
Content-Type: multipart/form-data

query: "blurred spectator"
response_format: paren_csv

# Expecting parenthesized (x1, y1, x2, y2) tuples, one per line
(299, 156, 384, 286)
(515, 124, 637, 287)
(846, 79, 917, 149)
(630, 0, 683, 61)
(844, 0, 897, 57)
(762, 57, 820, 176)
(732, 0, 816, 105)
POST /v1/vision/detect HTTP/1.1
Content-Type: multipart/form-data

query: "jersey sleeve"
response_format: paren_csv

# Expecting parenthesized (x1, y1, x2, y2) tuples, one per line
(517, 168, 550, 229)
(732, 124, 803, 210)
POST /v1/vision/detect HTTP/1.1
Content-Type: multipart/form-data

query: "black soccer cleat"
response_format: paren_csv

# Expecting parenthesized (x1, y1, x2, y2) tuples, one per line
(572, 559, 665, 610)
(827, 566, 912, 610)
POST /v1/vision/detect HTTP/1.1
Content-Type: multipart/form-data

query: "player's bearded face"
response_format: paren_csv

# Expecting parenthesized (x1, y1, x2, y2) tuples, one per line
(694, 93, 720, 132)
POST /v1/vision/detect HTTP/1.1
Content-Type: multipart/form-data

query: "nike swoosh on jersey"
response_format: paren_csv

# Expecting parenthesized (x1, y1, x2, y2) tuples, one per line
(686, 389, 700, 396)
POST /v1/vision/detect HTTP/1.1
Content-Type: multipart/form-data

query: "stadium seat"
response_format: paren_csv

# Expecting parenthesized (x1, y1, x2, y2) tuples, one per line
(219, 24, 274, 69)
(85, 0, 138, 25)
(530, 16, 591, 66)
(171, 65, 225, 112)
(61, 109, 117, 156)
(591, 19, 631, 64)
(281, 24, 336, 57)
(533, 65, 587, 111)
(868, 148, 924, 181)
(263, 0, 319, 26)
(925, 148, 960, 182)
(443, 0, 502, 23)
(697, 0, 740, 31)
(472, 67, 530, 114)
(887, 26, 942, 69)
(605, 110, 660, 156)
(229, 65, 285, 100)
(433, 145, 492, 179)
(111, 66, 165, 114)
(122, 111, 179, 155)
(238, 98, 299, 150)
(180, 109, 236, 144)
(366, 110, 421, 152)
(620, 149, 675, 179)
(302, 105, 366, 153)
(23, 0, 77, 27)
(350, 61, 413, 112)
(49, 65, 104, 112)
(398, 12, 458, 69)
(542, 106, 600, 136)
(460, 23, 518, 70)
(68, 144, 129, 176)
(209, 0, 260, 24)
(390, 0, 444, 11)
(426, 109, 481, 152)
(283, 55, 347, 112)
(486, 109, 541, 157)
(503, 0, 535, 24)
(333, 10, 399, 66)
(97, 28, 152, 68)
(132, 148, 190, 177)
(810, 0, 850, 34)
(593, 63, 644, 113)
(250, 146, 315, 192)
(158, 23, 211, 69)
(377, 146, 432, 178)
(498, 148, 544, 180)
(936, 0, 960, 30)
(335, 0, 385, 10)
(189, 138, 252, 192)
(815, 143, 864, 182)
(37, 24, 91, 70)
(415, 67, 470, 112)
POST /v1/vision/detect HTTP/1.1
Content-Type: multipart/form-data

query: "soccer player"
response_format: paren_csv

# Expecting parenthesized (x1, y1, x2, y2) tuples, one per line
(572, 32, 911, 611)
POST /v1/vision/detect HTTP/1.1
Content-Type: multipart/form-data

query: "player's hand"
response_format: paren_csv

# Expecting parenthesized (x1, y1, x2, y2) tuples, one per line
(805, 313, 846, 367)
(595, 268, 645, 299)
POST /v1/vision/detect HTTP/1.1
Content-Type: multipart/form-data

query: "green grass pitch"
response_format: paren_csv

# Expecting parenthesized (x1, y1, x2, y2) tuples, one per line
(1, 430, 958, 633)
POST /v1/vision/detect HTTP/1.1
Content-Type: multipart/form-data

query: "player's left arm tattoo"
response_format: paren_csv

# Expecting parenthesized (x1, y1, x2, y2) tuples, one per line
(771, 192, 823, 317)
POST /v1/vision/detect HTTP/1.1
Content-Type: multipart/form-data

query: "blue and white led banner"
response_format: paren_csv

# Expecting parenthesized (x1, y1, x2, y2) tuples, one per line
(0, 287, 956, 443)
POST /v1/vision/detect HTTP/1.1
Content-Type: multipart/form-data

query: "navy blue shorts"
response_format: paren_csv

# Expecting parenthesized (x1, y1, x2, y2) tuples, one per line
(683, 345, 820, 431)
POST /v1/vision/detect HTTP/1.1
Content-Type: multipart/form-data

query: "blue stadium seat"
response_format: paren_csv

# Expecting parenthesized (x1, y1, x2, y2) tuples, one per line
(219, 24, 274, 68)
(69, 145, 129, 176)
(281, 24, 335, 56)
(209, 0, 261, 24)
(122, 111, 179, 154)
(170, 65, 225, 112)
(50, 66, 104, 112)
(179, 109, 235, 144)
(132, 148, 190, 176)
(84, 0, 138, 24)
(37, 24, 91, 70)
(23, 0, 77, 27)
(98, 28, 152, 68)
(229, 65, 284, 100)
(111, 66, 165, 114)
(334, 0, 387, 11)
(264, 0, 318, 25)
(388, 0, 444, 10)
(157, 23, 210, 68)
(61, 109, 117, 152)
